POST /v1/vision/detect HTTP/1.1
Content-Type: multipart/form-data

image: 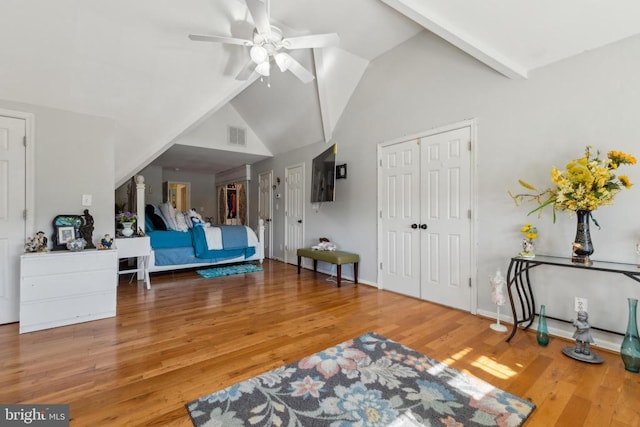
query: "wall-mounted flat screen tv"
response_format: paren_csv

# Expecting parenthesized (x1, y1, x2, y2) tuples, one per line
(311, 144, 337, 203)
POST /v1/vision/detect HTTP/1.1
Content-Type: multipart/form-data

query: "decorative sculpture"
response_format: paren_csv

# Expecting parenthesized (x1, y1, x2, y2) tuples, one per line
(79, 209, 95, 248)
(489, 269, 507, 332)
(99, 234, 113, 249)
(562, 310, 603, 364)
(25, 231, 48, 252)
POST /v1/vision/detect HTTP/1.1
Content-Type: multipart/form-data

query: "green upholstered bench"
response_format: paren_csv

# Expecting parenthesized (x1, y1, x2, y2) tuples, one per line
(297, 248, 359, 287)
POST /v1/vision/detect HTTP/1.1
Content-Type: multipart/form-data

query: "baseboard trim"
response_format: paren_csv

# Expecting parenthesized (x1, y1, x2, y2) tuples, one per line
(477, 308, 622, 353)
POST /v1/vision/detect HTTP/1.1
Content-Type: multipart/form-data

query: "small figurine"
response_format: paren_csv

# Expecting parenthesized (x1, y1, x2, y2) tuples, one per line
(36, 231, 47, 250)
(573, 311, 594, 355)
(25, 231, 48, 252)
(561, 310, 603, 364)
(100, 234, 113, 249)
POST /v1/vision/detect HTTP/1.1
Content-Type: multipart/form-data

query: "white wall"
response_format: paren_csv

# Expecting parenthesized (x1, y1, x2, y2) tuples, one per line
(250, 141, 359, 281)
(0, 99, 115, 246)
(256, 30, 640, 348)
(176, 103, 272, 157)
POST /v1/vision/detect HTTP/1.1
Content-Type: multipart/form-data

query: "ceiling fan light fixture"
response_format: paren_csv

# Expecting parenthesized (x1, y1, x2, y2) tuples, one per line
(255, 61, 270, 76)
(274, 52, 292, 72)
(250, 45, 268, 64)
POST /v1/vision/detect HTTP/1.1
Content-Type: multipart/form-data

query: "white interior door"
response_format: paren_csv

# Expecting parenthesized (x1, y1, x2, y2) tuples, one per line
(378, 140, 421, 298)
(378, 124, 474, 312)
(284, 164, 304, 265)
(0, 115, 26, 324)
(420, 126, 472, 311)
(258, 170, 273, 258)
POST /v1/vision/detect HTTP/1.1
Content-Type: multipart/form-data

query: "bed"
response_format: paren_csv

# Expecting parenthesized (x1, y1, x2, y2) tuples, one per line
(133, 175, 264, 274)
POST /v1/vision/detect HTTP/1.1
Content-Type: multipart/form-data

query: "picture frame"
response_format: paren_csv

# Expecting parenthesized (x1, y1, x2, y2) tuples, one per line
(52, 214, 83, 250)
(57, 226, 75, 244)
(336, 164, 347, 180)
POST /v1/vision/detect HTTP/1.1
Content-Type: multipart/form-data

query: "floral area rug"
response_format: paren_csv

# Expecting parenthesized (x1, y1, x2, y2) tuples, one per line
(186, 332, 535, 426)
(196, 263, 263, 279)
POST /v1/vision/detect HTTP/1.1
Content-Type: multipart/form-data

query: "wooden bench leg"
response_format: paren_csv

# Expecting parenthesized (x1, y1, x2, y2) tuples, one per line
(354, 262, 358, 284)
(297, 256, 301, 274)
(337, 264, 342, 287)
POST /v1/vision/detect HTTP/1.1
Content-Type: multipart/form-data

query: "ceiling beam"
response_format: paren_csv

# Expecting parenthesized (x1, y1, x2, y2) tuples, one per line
(380, 0, 528, 79)
(313, 48, 333, 143)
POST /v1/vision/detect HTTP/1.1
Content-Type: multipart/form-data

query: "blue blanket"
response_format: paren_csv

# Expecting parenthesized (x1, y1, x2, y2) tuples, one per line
(191, 225, 256, 260)
(148, 230, 193, 249)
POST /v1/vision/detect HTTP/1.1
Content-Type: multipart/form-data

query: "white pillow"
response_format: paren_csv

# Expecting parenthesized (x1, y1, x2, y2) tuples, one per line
(183, 212, 193, 228)
(174, 211, 189, 232)
(158, 202, 178, 231)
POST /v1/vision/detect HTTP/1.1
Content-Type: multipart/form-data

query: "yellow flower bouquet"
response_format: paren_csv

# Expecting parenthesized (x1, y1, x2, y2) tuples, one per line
(521, 223, 538, 240)
(519, 223, 538, 257)
(510, 146, 636, 222)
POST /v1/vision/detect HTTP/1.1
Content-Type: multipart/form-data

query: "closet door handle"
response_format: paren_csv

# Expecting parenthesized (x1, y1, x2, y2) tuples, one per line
(411, 223, 418, 229)
(297, 219, 303, 224)
(420, 224, 428, 230)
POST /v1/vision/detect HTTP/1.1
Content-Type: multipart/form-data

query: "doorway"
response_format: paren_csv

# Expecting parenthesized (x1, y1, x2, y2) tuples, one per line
(163, 181, 190, 211)
(377, 121, 477, 313)
(258, 170, 273, 258)
(284, 164, 304, 265)
(0, 110, 34, 325)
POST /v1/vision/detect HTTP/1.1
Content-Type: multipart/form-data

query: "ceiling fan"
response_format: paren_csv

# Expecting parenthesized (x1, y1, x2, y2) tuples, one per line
(189, 0, 339, 84)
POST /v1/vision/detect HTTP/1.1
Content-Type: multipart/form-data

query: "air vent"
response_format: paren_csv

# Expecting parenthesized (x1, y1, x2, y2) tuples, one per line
(228, 126, 246, 147)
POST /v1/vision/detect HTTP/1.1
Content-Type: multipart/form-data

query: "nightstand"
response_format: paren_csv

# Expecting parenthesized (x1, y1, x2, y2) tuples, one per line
(115, 236, 151, 289)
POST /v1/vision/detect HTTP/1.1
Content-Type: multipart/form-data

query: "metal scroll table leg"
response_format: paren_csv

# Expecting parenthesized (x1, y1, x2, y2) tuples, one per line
(506, 259, 537, 343)
(506, 259, 520, 342)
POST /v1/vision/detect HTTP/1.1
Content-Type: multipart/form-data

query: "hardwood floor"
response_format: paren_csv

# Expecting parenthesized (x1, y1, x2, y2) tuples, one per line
(1, 259, 639, 426)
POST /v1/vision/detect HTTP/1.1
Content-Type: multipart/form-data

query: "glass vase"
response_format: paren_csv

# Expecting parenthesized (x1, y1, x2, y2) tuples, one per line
(536, 305, 550, 347)
(621, 298, 640, 373)
(519, 238, 535, 258)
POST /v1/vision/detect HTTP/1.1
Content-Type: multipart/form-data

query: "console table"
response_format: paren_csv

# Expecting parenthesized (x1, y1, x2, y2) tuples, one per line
(505, 255, 640, 343)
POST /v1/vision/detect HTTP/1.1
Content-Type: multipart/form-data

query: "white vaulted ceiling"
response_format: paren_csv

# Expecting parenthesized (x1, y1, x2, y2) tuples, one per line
(1, 0, 639, 185)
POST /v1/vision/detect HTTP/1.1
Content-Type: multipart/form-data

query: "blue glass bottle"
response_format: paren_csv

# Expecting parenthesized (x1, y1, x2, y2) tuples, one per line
(536, 305, 549, 346)
(621, 298, 640, 373)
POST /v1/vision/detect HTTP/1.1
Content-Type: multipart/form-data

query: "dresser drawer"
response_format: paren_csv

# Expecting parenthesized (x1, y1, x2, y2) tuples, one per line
(21, 250, 117, 277)
(21, 270, 116, 302)
(20, 291, 116, 333)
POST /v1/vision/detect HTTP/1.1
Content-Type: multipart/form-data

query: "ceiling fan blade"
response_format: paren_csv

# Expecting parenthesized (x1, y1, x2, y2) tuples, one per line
(282, 33, 339, 50)
(282, 54, 315, 84)
(236, 60, 258, 81)
(189, 34, 253, 47)
(246, 0, 271, 37)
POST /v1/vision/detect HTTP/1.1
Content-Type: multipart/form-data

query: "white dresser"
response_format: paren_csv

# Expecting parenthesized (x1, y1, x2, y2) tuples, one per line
(20, 249, 118, 334)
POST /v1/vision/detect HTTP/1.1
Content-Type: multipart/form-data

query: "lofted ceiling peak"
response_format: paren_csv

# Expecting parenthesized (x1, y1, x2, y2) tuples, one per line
(1, 0, 639, 183)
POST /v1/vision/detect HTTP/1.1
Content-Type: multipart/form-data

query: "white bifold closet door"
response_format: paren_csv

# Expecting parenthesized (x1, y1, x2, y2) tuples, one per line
(379, 125, 472, 312)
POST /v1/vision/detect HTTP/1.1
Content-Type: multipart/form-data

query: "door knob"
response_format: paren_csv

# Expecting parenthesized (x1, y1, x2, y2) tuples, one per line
(420, 224, 428, 230)
(297, 220, 302, 223)
(411, 223, 418, 229)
